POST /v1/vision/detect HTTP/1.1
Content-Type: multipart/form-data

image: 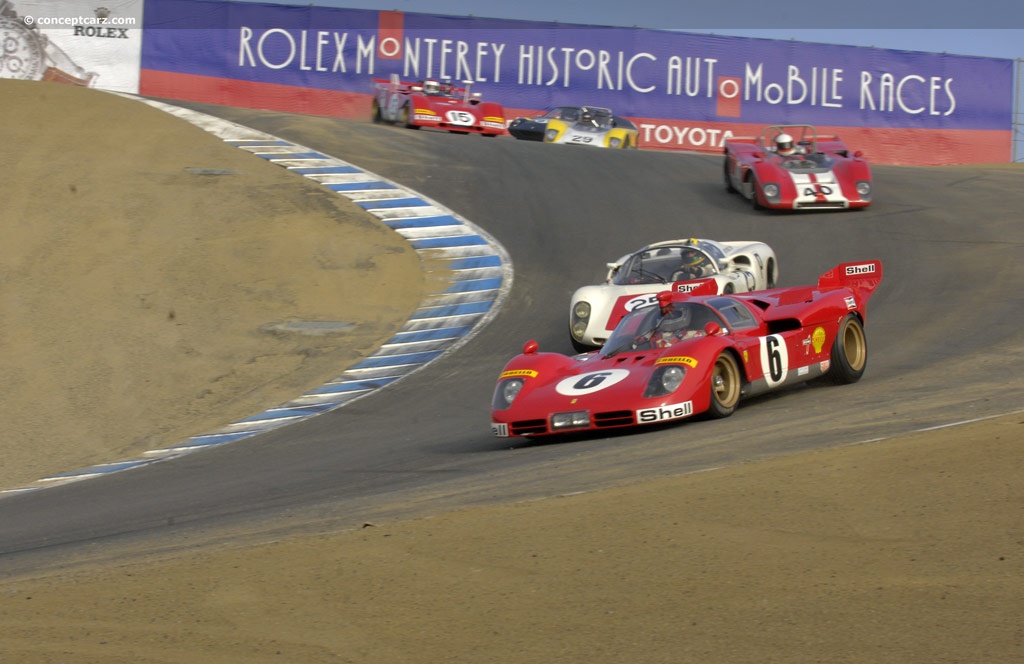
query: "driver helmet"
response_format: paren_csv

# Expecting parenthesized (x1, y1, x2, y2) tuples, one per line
(423, 79, 441, 95)
(775, 133, 796, 156)
(680, 250, 706, 273)
(659, 305, 692, 334)
(580, 107, 594, 122)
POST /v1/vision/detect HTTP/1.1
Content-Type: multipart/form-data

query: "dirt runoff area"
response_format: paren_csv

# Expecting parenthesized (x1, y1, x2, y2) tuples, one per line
(1, 80, 1022, 664)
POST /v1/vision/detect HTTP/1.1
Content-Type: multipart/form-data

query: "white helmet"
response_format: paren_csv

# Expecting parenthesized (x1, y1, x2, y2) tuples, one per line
(423, 80, 440, 94)
(776, 133, 795, 156)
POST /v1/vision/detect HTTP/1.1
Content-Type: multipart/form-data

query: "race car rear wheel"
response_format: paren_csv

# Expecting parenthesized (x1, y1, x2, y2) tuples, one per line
(825, 314, 867, 384)
(708, 351, 742, 418)
(400, 105, 419, 129)
(371, 99, 382, 124)
(767, 258, 777, 288)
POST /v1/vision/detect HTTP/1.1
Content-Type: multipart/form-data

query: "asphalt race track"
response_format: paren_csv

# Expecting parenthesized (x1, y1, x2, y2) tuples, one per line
(2, 103, 1022, 570)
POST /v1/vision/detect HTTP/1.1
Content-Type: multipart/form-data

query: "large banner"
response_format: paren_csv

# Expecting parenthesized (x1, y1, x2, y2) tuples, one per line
(0, 0, 142, 92)
(136, 0, 1008, 164)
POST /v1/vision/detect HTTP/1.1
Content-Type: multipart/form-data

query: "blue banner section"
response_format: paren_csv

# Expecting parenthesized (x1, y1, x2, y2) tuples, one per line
(143, 0, 1013, 131)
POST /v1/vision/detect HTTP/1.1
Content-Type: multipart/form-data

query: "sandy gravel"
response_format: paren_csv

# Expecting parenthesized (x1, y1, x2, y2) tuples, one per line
(1, 80, 1021, 664)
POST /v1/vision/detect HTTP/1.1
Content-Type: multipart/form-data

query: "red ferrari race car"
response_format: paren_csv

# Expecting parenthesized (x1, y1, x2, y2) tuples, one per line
(491, 260, 882, 438)
(723, 124, 872, 211)
(370, 74, 506, 136)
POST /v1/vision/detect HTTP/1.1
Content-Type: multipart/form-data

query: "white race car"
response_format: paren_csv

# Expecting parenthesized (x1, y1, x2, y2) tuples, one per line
(569, 238, 778, 351)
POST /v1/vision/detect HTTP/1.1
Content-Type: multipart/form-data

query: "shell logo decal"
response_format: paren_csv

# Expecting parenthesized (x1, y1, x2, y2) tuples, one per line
(812, 327, 826, 353)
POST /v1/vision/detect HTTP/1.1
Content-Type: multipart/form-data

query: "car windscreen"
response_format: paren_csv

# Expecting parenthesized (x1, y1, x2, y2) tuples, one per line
(611, 246, 717, 286)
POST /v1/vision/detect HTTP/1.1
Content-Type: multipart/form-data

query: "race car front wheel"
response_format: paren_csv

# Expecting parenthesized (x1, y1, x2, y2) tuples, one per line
(825, 314, 867, 384)
(748, 175, 764, 210)
(371, 99, 382, 123)
(724, 159, 736, 193)
(708, 351, 742, 418)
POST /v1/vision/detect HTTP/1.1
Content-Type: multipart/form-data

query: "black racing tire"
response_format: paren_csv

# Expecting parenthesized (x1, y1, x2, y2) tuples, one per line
(708, 351, 742, 418)
(749, 175, 764, 210)
(766, 258, 777, 288)
(723, 283, 735, 294)
(724, 158, 736, 193)
(371, 99, 382, 124)
(825, 314, 867, 384)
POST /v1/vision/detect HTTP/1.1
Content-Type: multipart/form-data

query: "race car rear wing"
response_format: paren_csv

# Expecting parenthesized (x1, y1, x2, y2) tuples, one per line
(371, 74, 477, 101)
(817, 260, 883, 291)
(816, 260, 883, 310)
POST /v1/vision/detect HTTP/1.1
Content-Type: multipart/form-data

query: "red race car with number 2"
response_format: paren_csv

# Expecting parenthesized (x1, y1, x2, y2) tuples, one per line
(371, 74, 506, 136)
(491, 260, 882, 438)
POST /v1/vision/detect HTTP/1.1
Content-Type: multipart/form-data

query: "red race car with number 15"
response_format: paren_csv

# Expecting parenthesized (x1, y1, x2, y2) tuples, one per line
(371, 74, 506, 136)
(491, 260, 882, 438)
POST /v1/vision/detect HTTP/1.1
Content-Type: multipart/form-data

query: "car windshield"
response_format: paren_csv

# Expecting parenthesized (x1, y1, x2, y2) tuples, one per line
(602, 302, 722, 357)
(423, 82, 458, 98)
(577, 108, 614, 128)
(779, 152, 835, 171)
(611, 245, 719, 285)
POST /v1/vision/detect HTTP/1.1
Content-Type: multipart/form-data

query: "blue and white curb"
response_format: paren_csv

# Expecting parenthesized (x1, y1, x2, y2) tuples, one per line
(1, 98, 512, 496)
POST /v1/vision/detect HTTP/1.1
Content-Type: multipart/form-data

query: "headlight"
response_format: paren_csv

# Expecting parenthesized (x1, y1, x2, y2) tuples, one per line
(571, 301, 591, 340)
(609, 137, 621, 148)
(545, 128, 559, 141)
(643, 365, 686, 398)
(763, 183, 780, 200)
(856, 181, 872, 199)
(492, 378, 524, 410)
(551, 411, 590, 430)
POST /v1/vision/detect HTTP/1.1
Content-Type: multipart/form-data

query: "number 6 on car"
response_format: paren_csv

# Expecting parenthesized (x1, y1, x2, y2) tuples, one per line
(492, 260, 882, 438)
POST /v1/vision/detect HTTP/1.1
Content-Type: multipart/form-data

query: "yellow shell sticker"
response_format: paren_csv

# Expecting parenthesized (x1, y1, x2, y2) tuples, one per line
(657, 356, 699, 368)
(812, 327, 826, 353)
(501, 369, 538, 379)
(742, 350, 749, 363)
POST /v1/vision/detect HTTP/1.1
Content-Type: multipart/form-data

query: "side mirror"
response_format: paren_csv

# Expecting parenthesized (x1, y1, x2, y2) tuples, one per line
(704, 321, 722, 336)
(854, 150, 864, 158)
(523, 340, 539, 354)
